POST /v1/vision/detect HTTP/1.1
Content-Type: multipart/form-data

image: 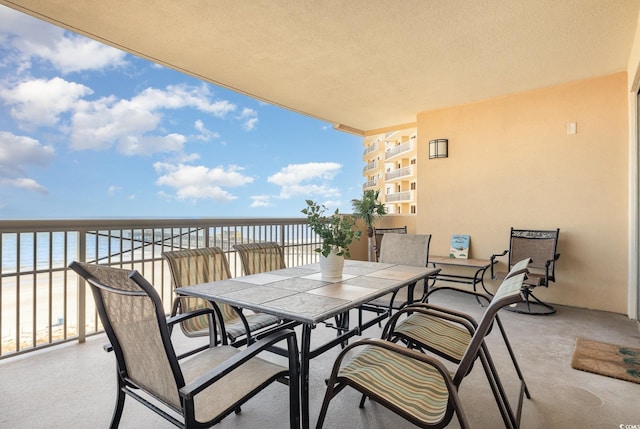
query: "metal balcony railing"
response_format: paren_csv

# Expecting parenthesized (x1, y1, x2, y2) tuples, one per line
(363, 161, 378, 173)
(385, 190, 413, 202)
(384, 140, 413, 160)
(0, 218, 321, 359)
(385, 166, 414, 181)
(362, 178, 377, 190)
(363, 142, 377, 157)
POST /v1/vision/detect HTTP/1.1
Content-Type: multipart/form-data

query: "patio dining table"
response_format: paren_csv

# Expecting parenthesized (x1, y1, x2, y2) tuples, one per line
(176, 259, 439, 429)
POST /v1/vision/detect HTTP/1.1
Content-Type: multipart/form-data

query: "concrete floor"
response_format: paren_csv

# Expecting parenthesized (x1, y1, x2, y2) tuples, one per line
(1, 289, 639, 428)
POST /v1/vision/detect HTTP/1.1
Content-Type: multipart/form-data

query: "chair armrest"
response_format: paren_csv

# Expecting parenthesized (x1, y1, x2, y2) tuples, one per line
(168, 307, 220, 351)
(382, 304, 475, 339)
(541, 253, 560, 284)
(179, 329, 298, 400)
(405, 302, 480, 328)
(490, 250, 508, 278)
(166, 307, 217, 326)
(425, 285, 492, 305)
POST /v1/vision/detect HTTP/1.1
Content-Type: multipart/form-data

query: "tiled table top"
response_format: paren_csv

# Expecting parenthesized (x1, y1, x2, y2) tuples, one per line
(177, 260, 438, 324)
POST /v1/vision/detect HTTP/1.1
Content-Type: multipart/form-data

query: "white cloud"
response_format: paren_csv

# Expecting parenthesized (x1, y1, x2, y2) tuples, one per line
(134, 85, 235, 117)
(70, 84, 236, 154)
(237, 107, 258, 130)
(118, 133, 186, 156)
(34, 36, 127, 74)
(1, 177, 48, 194)
(0, 131, 53, 193)
(266, 162, 343, 201)
(194, 119, 221, 142)
(250, 195, 273, 208)
(0, 77, 92, 127)
(0, 6, 127, 74)
(268, 162, 342, 186)
(243, 117, 259, 131)
(154, 162, 254, 202)
(0, 131, 55, 175)
(322, 199, 345, 209)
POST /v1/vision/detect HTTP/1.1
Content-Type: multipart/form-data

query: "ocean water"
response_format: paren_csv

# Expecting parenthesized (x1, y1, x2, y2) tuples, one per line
(1, 231, 144, 274)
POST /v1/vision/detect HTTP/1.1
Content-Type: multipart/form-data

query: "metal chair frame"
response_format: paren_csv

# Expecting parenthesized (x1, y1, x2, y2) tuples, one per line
(372, 226, 407, 262)
(69, 261, 300, 429)
(163, 247, 281, 346)
(491, 228, 560, 315)
(233, 242, 287, 275)
(383, 258, 534, 428)
(316, 272, 529, 429)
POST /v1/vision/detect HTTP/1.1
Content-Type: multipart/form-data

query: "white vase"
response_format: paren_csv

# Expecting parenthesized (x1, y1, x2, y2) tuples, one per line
(320, 249, 344, 280)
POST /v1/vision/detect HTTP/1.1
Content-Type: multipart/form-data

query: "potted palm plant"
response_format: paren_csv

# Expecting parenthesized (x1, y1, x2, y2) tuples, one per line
(351, 189, 387, 261)
(302, 200, 361, 279)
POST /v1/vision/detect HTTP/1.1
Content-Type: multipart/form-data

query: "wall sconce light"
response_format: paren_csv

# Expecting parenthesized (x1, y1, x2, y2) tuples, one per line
(429, 139, 448, 159)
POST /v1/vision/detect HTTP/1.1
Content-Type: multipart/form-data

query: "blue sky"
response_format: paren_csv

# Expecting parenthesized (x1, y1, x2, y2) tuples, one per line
(0, 6, 363, 219)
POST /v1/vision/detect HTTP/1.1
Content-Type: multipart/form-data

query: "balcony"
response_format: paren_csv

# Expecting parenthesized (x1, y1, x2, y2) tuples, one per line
(362, 178, 377, 190)
(384, 140, 414, 160)
(384, 165, 414, 181)
(0, 286, 637, 428)
(385, 190, 413, 203)
(362, 142, 377, 158)
(0, 218, 321, 358)
(362, 161, 378, 174)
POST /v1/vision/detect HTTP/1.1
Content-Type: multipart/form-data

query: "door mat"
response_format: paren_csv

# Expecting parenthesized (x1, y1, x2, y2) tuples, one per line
(571, 338, 640, 384)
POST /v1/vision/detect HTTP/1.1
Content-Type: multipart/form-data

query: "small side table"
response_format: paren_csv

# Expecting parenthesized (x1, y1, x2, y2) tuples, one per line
(428, 256, 497, 299)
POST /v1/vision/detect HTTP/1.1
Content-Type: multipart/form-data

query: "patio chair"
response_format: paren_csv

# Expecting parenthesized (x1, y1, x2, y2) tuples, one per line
(382, 258, 533, 428)
(316, 271, 529, 429)
(163, 247, 281, 345)
(233, 242, 287, 275)
(362, 233, 431, 313)
(491, 228, 560, 315)
(68, 261, 300, 429)
(372, 226, 407, 261)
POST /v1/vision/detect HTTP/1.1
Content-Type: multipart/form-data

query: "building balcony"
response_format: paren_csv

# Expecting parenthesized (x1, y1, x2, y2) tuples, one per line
(384, 140, 414, 160)
(384, 165, 414, 181)
(362, 142, 378, 158)
(363, 161, 378, 174)
(385, 190, 414, 203)
(362, 178, 377, 190)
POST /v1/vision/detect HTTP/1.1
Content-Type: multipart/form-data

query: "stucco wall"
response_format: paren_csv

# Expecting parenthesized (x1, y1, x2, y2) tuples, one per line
(415, 72, 629, 314)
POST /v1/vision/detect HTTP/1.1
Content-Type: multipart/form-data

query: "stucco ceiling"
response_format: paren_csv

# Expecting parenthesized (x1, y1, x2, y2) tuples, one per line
(1, 0, 639, 134)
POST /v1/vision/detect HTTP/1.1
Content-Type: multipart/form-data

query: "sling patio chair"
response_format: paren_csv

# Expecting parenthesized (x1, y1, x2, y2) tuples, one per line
(233, 242, 354, 344)
(233, 242, 287, 275)
(372, 226, 407, 261)
(491, 228, 560, 315)
(382, 258, 533, 429)
(316, 271, 529, 429)
(362, 233, 432, 313)
(69, 261, 300, 429)
(163, 247, 281, 346)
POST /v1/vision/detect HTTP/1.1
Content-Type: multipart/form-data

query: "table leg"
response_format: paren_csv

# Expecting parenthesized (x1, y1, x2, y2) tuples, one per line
(478, 266, 493, 295)
(300, 323, 312, 429)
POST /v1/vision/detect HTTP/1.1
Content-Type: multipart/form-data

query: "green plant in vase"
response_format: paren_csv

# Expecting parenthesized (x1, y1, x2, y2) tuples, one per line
(302, 200, 361, 258)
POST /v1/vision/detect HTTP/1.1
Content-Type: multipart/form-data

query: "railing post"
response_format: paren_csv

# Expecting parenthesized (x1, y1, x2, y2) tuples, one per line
(77, 229, 86, 343)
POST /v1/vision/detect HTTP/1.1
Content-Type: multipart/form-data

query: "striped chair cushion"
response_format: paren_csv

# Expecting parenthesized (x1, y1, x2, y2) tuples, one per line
(223, 312, 282, 341)
(392, 313, 471, 362)
(338, 345, 449, 425)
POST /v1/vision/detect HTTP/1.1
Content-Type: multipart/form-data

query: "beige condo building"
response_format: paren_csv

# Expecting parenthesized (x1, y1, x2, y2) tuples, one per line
(362, 127, 418, 215)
